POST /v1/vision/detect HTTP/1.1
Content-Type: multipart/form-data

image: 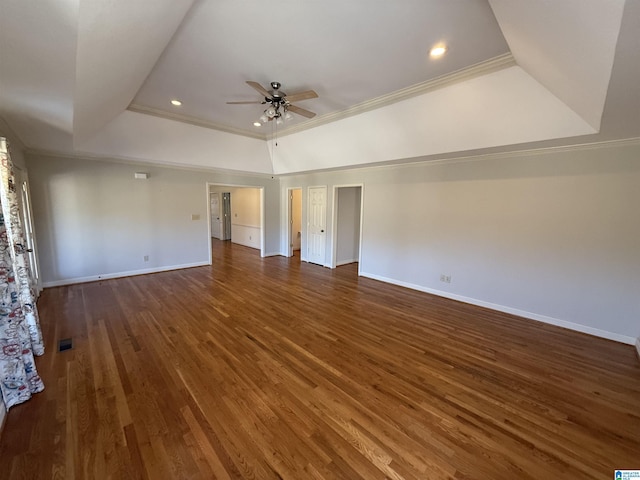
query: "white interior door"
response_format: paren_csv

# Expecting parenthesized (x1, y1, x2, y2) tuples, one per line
(307, 186, 327, 265)
(210, 193, 221, 239)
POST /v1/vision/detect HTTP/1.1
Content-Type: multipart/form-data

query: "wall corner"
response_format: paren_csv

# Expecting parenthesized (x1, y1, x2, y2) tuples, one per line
(0, 402, 6, 438)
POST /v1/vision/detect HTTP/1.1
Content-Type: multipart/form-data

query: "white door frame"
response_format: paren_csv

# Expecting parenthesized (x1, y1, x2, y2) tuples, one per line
(206, 183, 266, 264)
(331, 184, 364, 273)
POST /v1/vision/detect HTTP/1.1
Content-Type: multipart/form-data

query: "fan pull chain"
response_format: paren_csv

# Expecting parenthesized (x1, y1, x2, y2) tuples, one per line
(274, 116, 278, 147)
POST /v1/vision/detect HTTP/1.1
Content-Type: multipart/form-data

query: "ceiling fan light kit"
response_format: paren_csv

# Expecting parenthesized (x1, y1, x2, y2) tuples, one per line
(228, 80, 318, 127)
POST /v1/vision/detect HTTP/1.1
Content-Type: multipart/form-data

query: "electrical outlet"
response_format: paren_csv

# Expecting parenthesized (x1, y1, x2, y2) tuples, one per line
(440, 274, 446, 282)
(445, 275, 451, 283)
(144, 255, 149, 262)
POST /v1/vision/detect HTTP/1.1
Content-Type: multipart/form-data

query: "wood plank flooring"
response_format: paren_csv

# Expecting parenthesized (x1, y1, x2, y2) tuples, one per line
(1, 239, 639, 479)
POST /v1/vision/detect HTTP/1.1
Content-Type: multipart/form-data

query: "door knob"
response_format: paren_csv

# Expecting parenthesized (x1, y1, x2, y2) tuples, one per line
(321, 229, 324, 233)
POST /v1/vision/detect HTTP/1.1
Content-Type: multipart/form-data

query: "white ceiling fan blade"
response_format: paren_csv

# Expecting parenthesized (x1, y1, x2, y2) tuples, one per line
(246, 81, 270, 97)
(286, 90, 318, 102)
(288, 104, 316, 118)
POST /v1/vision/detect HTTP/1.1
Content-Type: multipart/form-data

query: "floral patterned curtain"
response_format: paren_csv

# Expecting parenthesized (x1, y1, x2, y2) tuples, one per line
(0, 138, 44, 410)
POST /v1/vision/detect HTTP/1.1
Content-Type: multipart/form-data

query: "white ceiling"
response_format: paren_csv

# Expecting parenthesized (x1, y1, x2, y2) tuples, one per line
(131, 0, 510, 136)
(1, 0, 638, 174)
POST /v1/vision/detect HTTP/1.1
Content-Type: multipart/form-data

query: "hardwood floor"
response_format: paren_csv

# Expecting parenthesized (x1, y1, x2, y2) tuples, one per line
(1, 240, 638, 479)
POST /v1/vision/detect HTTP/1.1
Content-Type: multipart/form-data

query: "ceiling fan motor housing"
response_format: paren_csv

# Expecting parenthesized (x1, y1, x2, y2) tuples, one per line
(268, 81, 286, 102)
(266, 95, 286, 104)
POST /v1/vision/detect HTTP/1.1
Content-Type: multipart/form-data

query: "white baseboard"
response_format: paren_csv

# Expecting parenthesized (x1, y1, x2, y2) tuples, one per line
(262, 252, 282, 257)
(231, 240, 260, 250)
(359, 271, 636, 346)
(636, 337, 640, 360)
(42, 261, 210, 288)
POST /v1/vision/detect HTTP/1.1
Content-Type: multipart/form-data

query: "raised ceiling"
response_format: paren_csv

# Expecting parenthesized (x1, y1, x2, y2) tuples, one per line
(0, 0, 638, 174)
(130, 0, 510, 137)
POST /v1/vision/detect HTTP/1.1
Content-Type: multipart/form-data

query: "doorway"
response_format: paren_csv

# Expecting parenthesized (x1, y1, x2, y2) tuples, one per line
(207, 184, 265, 263)
(287, 188, 302, 258)
(332, 185, 363, 271)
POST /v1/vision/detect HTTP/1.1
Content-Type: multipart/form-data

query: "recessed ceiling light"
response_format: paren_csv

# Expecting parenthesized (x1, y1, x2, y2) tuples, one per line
(430, 45, 447, 58)
(170, 99, 182, 106)
(253, 122, 262, 127)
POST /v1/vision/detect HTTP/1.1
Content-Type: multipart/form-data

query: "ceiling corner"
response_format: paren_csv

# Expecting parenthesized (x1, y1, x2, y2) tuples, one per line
(489, 0, 625, 132)
(73, 0, 197, 145)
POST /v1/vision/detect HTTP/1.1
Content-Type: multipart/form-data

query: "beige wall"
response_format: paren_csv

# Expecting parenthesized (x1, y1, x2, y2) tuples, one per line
(228, 187, 261, 250)
(281, 141, 640, 343)
(228, 187, 260, 228)
(28, 153, 279, 285)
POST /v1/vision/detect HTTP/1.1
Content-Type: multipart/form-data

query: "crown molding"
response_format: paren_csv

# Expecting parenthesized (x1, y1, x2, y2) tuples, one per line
(24, 147, 276, 178)
(25, 136, 640, 178)
(126, 104, 266, 140)
(417, 135, 640, 166)
(274, 53, 516, 139)
(276, 136, 640, 176)
(126, 53, 515, 142)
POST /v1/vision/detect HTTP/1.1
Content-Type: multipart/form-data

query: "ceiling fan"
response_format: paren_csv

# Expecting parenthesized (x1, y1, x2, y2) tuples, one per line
(227, 81, 318, 123)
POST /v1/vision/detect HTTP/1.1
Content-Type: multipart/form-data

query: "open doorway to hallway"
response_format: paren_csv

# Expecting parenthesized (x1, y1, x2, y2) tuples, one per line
(208, 184, 265, 261)
(287, 187, 302, 260)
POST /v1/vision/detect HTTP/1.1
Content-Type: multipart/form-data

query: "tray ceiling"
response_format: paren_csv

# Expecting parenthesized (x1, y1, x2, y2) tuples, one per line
(0, 0, 637, 174)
